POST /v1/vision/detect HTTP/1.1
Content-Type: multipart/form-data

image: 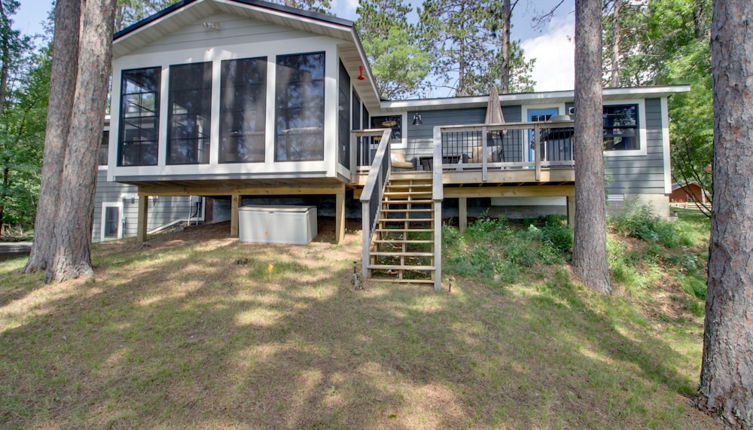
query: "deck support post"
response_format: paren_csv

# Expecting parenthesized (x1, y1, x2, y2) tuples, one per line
(137, 194, 148, 243)
(567, 195, 575, 227)
(458, 197, 468, 232)
(335, 185, 346, 244)
(230, 193, 240, 238)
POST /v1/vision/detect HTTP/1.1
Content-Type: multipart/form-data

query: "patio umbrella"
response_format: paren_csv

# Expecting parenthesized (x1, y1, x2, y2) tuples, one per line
(484, 87, 506, 162)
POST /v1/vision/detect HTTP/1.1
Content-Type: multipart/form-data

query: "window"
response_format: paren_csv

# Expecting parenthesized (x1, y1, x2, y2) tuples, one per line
(99, 130, 110, 166)
(338, 61, 351, 168)
(275, 52, 325, 162)
(371, 115, 402, 142)
(118, 67, 160, 166)
(168, 62, 212, 164)
(603, 104, 639, 151)
(352, 89, 361, 130)
(102, 204, 121, 240)
(220, 57, 267, 163)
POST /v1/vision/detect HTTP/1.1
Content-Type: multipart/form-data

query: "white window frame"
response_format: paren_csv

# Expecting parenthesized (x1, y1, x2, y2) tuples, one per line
(603, 99, 648, 157)
(100, 201, 124, 240)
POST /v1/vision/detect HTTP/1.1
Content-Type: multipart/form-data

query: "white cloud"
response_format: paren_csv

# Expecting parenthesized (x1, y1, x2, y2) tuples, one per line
(331, 0, 359, 21)
(521, 17, 575, 92)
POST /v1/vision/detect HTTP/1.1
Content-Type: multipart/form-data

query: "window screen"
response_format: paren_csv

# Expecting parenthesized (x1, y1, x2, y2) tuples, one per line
(275, 52, 325, 162)
(104, 206, 120, 239)
(220, 57, 267, 163)
(168, 62, 212, 164)
(603, 104, 639, 151)
(118, 67, 160, 166)
(338, 61, 351, 168)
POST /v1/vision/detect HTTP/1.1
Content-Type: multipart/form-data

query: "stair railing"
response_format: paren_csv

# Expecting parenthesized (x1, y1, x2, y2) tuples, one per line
(432, 126, 444, 291)
(359, 128, 393, 280)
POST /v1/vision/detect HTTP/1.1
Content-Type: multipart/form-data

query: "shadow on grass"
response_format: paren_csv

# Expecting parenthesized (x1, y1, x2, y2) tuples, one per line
(0, 225, 714, 429)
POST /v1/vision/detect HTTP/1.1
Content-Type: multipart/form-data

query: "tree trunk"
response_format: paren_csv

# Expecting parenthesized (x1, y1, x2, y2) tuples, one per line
(47, 0, 116, 282)
(499, 0, 511, 94)
(697, 1, 753, 427)
(23, 0, 80, 273)
(0, 0, 12, 119)
(609, 0, 621, 87)
(572, 0, 611, 294)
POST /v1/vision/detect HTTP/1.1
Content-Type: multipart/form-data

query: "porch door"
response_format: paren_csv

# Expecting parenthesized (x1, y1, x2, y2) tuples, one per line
(527, 108, 559, 162)
(103, 205, 122, 240)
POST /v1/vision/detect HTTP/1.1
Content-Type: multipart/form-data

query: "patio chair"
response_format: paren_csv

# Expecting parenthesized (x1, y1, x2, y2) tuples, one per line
(390, 150, 416, 170)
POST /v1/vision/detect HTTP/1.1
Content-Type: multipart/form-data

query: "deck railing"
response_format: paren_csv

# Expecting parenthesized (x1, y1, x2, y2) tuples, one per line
(430, 120, 575, 180)
(358, 128, 392, 280)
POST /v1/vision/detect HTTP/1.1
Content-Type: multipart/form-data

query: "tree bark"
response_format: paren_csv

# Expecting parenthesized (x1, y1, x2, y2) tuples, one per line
(609, 0, 621, 87)
(46, 0, 115, 282)
(24, 0, 80, 273)
(572, 0, 611, 294)
(0, 0, 12, 119)
(499, 0, 511, 94)
(697, 0, 753, 427)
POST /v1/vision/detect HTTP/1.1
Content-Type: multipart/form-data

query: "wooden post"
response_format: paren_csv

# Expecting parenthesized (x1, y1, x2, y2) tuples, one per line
(459, 197, 468, 232)
(335, 186, 346, 244)
(534, 125, 541, 182)
(433, 200, 442, 292)
(567, 195, 575, 227)
(230, 194, 240, 237)
(137, 194, 148, 243)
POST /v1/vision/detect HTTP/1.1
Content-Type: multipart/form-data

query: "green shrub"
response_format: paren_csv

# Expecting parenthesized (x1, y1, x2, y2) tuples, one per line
(610, 205, 694, 248)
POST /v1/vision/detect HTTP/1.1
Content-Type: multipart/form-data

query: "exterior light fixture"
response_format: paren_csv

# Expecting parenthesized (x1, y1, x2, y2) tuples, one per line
(412, 113, 423, 125)
(357, 65, 366, 80)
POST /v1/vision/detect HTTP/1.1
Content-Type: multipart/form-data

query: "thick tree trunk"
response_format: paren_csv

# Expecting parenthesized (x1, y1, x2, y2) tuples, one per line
(24, 0, 80, 273)
(0, 0, 12, 119)
(46, 0, 115, 282)
(697, 1, 753, 427)
(609, 0, 621, 87)
(499, 0, 511, 94)
(572, 0, 611, 294)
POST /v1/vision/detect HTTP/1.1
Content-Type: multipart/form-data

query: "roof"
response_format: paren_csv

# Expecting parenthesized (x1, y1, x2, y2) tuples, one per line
(114, 0, 353, 40)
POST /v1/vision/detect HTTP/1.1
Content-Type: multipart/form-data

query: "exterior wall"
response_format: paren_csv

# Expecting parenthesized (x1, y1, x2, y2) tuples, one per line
(606, 194, 670, 218)
(93, 169, 198, 242)
(109, 12, 342, 182)
(670, 183, 705, 203)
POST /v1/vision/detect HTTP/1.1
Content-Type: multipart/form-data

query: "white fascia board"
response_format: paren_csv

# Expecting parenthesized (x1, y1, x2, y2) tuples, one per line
(379, 85, 691, 112)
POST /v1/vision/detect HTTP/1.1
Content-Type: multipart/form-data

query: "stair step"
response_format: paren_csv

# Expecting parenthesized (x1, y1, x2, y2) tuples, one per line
(379, 218, 432, 222)
(369, 264, 435, 271)
(376, 228, 433, 233)
(370, 251, 434, 257)
(368, 278, 435, 284)
(373, 239, 433, 244)
(384, 191, 432, 195)
(386, 184, 432, 189)
(381, 208, 433, 212)
(382, 199, 433, 204)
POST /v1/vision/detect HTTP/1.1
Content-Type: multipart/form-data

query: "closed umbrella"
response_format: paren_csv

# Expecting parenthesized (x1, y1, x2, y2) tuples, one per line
(484, 87, 506, 162)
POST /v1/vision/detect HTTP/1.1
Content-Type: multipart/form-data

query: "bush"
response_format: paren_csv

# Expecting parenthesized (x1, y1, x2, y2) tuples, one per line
(610, 205, 693, 248)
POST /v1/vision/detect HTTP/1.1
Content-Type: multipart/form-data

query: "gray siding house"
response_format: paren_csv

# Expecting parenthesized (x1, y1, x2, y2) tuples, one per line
(97, 0, 688, 286)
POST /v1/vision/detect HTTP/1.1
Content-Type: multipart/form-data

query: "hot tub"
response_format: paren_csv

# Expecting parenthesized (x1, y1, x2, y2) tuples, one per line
(238, 205, 317, 245)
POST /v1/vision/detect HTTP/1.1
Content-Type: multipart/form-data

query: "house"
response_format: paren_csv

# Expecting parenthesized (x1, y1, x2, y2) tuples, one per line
(670, 182, 709, 204)
(95, 0, 689, 288)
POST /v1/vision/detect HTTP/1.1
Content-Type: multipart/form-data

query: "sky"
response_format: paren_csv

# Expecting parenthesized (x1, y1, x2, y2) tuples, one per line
(14, 0, 575, 92)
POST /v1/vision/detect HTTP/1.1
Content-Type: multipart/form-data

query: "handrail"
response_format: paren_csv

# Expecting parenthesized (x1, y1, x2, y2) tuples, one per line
(432, 126, 444, 291)
(439, 120, 575, 132)
(359, 128, 392, 280)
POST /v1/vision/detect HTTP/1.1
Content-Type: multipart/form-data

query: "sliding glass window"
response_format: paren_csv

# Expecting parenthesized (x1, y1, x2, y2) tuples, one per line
(118, 67, 160, 166)
(275, 52, 325, 162)
(220, 57, 267, 163)
(168, 62, 212, 164)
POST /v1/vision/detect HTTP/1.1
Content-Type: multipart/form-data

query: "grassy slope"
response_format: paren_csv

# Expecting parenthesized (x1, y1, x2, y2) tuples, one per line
(0, 215, 717, 429)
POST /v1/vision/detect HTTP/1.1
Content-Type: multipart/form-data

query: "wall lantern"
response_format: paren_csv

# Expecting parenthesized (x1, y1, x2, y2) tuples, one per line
(412, 113, 423, 125)
(357, 65, 366, 81)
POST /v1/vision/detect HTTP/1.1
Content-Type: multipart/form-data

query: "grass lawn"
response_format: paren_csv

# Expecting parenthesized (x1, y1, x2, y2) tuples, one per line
(0, 215, 718, 429)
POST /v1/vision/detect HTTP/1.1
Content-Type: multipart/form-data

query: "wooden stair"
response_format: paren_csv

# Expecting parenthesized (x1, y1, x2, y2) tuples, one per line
(366, 178, 439, 285)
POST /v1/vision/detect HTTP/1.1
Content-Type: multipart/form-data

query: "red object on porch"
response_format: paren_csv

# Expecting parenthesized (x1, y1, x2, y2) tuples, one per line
(357, 65, 366, 80)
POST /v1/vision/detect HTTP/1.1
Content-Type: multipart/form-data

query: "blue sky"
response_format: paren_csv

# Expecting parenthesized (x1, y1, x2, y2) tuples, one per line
(15, 0, 575, 92)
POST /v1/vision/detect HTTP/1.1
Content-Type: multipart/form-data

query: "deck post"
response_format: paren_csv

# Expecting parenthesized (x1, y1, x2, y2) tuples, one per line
(566, 195, 575, 227)
(335, 185, 346, 244)
(458, 197, 468, 232)
(137, 194, 148, 243)
(230, 193, 240, 237)
(534, 125, 541, 182)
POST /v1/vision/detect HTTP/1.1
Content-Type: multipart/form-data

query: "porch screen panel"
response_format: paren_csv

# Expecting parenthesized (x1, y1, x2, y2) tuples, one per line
(168, 62, 212, 164)
(118, 67, 160, 166)
(220, 57, 267, 163)
(338, 61, 351, 169)
(275, 52, 325, 162)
